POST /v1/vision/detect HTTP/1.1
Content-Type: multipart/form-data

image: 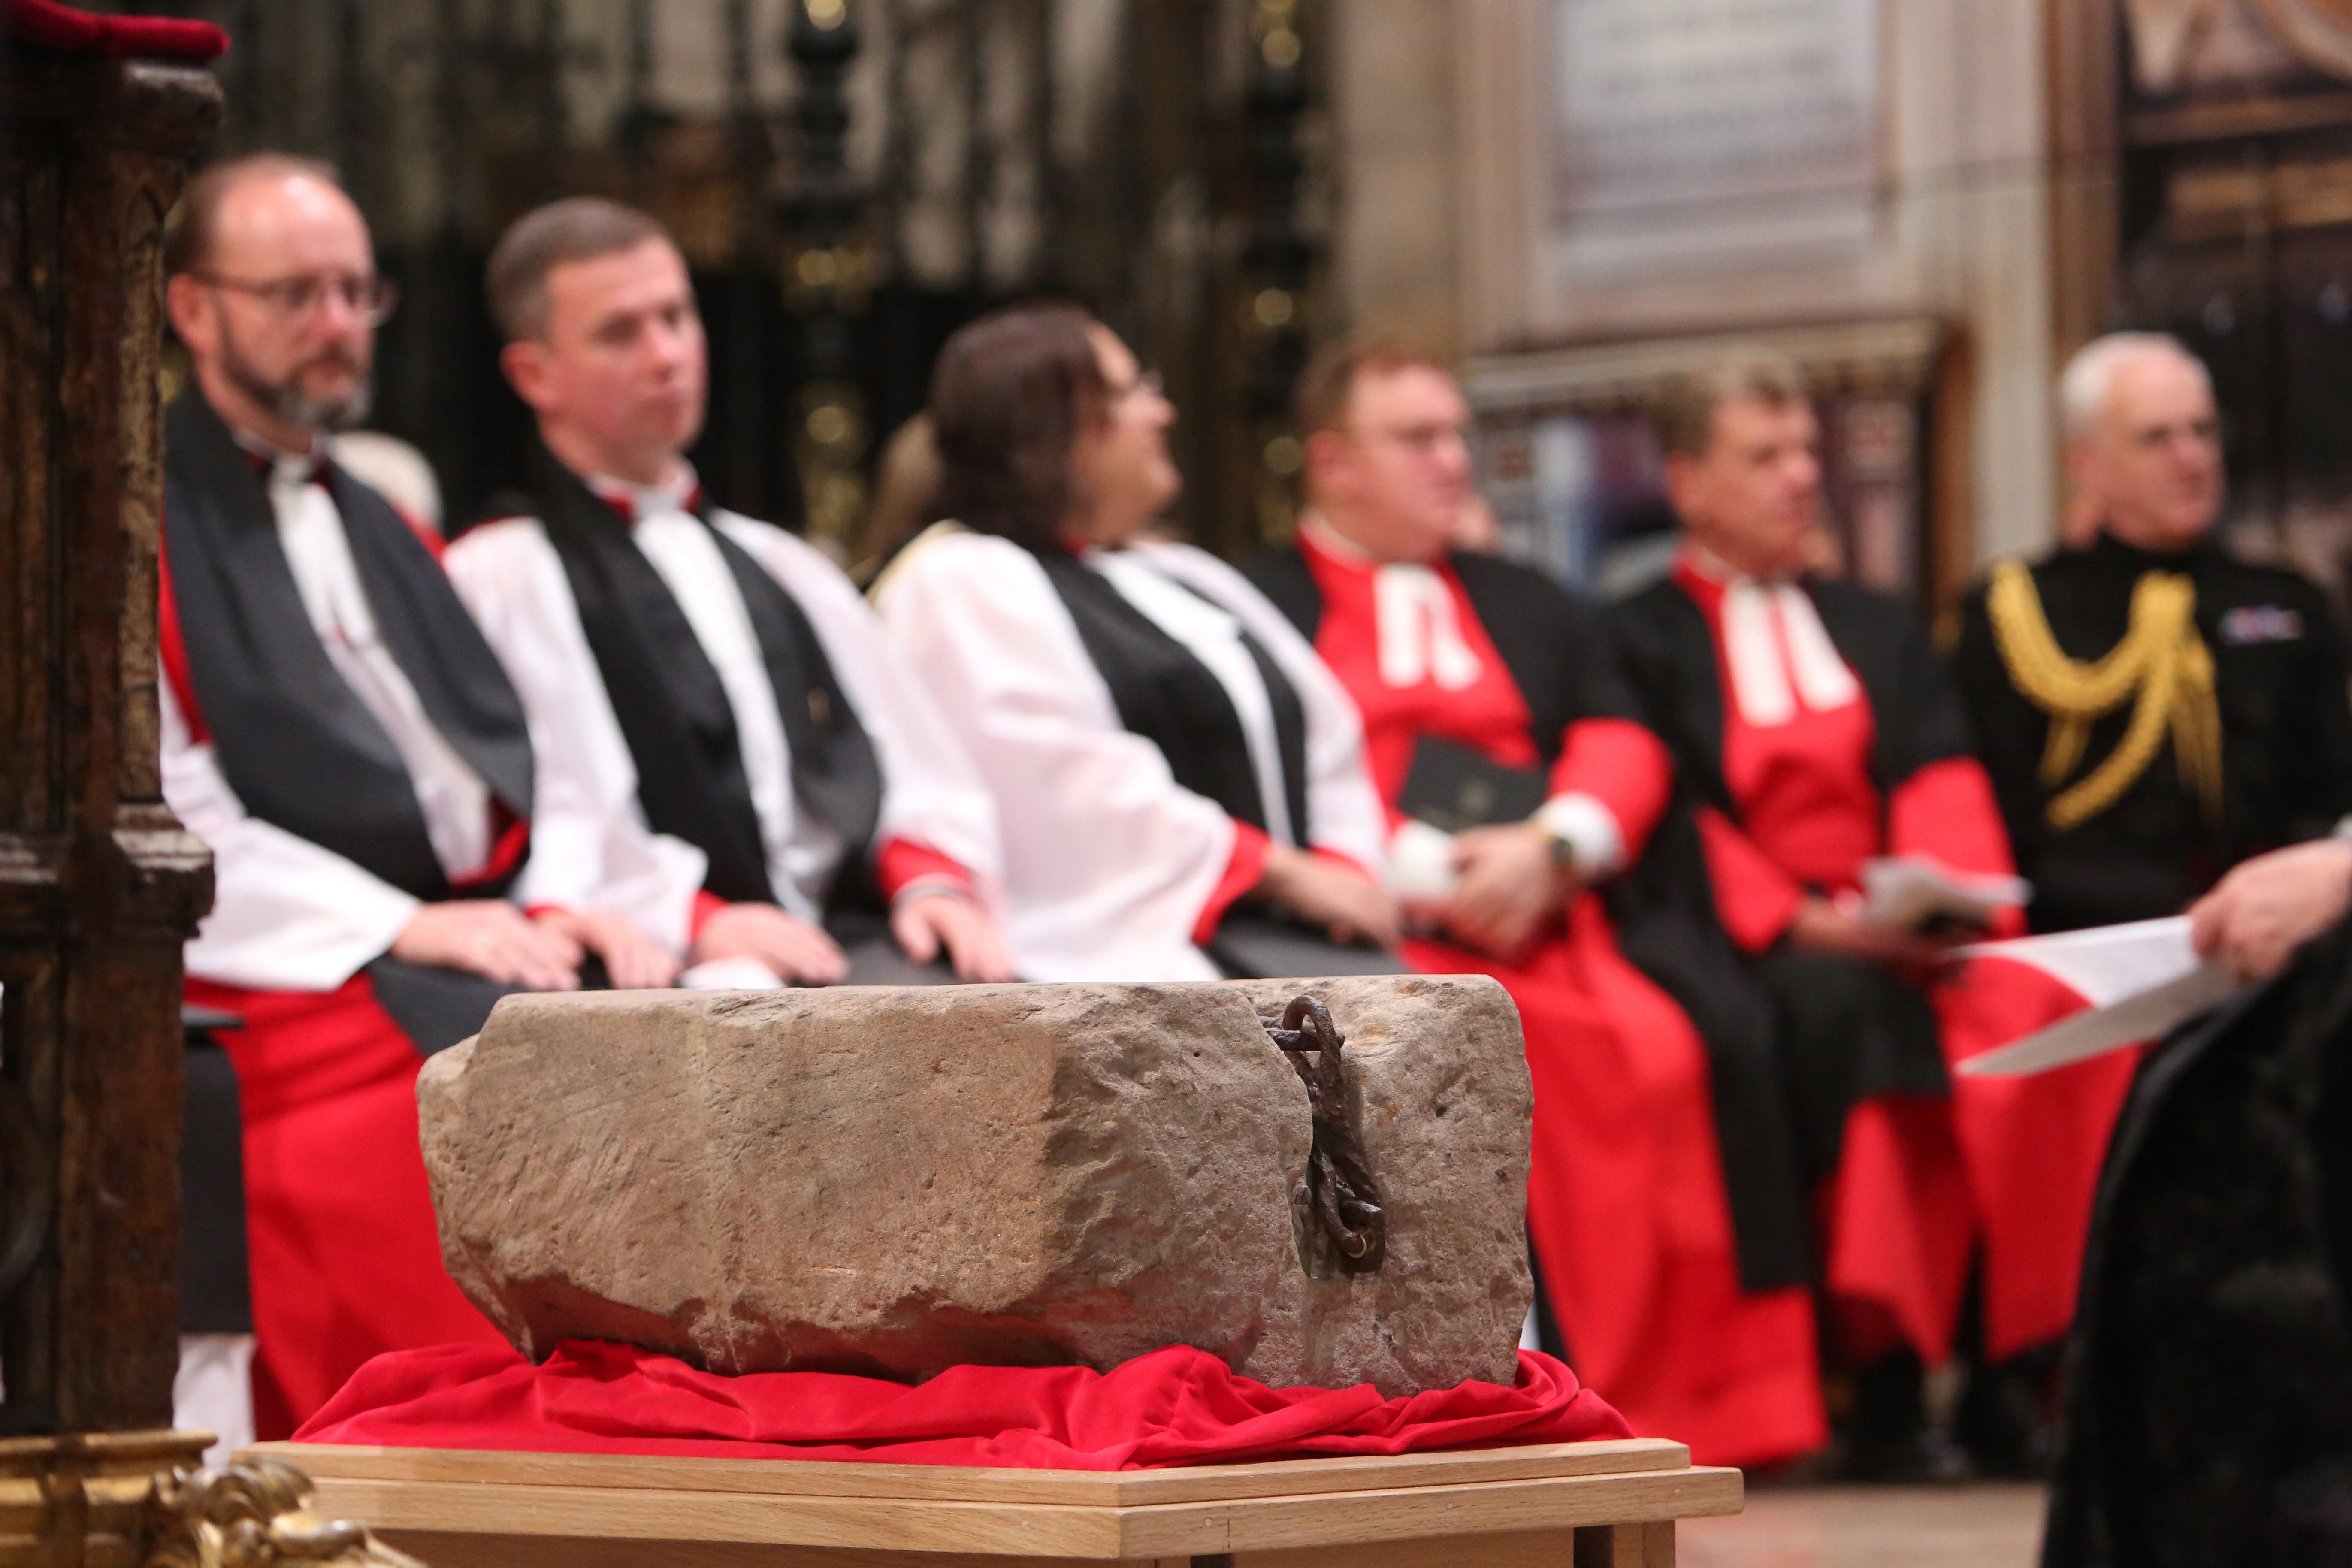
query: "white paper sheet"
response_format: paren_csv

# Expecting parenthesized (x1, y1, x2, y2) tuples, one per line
(1954, 916, 2245, 1077)
(678, 956, 788, 991)
(1859, 856, 2030, 933)
(1958, 916, 2199, 1005)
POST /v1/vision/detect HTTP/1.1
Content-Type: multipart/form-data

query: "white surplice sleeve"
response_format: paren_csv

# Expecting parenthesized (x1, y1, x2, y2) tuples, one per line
(441, 517, 710, 954)
(711, 514, 1006, 911)
(871, 528, 1230, 982)
(1131, 542, 1390, 879)
(162, 677, 420, 991)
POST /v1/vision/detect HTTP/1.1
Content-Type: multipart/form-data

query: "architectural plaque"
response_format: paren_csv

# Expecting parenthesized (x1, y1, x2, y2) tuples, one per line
(1548, 0, 1882, 280)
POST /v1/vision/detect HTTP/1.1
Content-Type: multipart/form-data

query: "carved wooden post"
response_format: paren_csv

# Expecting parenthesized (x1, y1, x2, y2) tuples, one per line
(0, 6, 222, 1544)
(784, 0, 871, 551)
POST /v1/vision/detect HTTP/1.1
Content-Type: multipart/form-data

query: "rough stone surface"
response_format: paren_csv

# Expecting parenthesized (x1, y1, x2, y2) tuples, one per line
(419, 975, 1531, 1396)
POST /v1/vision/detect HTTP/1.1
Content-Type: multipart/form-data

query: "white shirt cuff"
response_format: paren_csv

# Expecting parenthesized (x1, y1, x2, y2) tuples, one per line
(1535, 792, 1626, 879)
(1386, 818, 1461, 901)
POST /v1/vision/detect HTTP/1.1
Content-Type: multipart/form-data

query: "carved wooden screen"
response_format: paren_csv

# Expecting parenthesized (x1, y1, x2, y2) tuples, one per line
(116, 0, 1325, 562)
(2078, 0, 2352, 602)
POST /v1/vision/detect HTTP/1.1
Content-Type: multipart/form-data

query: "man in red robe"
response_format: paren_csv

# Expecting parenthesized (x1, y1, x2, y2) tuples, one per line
(160, 155, 669, 1438)
(1606, 350, 2102, 1475)
(1248, 340, 1826, 1470)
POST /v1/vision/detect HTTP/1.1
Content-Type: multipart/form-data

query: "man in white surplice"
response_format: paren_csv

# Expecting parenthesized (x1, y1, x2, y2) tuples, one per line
(444, 199, 1013, 986)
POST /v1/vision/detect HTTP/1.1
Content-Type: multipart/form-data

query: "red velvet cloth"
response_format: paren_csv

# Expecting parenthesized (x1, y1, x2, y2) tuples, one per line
(6, 0, 226, 57)
(294, 1341, 1630, 1470)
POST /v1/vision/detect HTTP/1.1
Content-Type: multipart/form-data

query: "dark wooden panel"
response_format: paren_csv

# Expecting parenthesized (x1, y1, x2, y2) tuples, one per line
(0, 45, 219, 1437)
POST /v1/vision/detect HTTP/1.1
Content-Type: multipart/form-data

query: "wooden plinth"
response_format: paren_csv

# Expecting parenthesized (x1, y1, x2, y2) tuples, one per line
(245, 1435, 1740, 1567)
(0, 1429, 213, 1568)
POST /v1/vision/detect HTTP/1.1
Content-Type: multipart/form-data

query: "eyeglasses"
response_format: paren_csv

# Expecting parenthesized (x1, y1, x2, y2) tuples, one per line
(1109, 368, 1166, 403)
(1339, 421, 1470, 453)
(192, 271, 399, 326)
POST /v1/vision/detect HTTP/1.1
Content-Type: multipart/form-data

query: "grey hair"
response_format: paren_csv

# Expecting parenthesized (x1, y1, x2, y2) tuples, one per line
(2060, 332, 2212, 443)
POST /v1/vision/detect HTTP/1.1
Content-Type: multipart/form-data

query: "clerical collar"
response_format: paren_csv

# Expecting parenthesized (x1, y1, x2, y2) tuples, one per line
(1675, 540, 1794, 589)
(227, 422, 327, 486)
(584, 462, 702, 525)
(1296, 509, 1448, 570)
(1297, 511, 1375, 565)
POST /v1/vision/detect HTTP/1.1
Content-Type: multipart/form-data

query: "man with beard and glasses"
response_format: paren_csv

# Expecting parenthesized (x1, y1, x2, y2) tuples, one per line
(159, 155, 672, 1443)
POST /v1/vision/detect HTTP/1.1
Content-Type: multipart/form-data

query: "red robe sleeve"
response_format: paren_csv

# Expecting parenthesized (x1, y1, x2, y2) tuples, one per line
(874, 838, 976, 906)
(689, 889, 729, 943)
(1888, 756, 2026, 937)
(1193, 822, 1270, 946)
(1696, 807, 1807, 954)
(1548, 717, 1674, 862)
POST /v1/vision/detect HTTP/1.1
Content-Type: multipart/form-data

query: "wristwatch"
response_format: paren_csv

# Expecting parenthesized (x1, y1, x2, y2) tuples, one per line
(1539, 823, 1580, 875)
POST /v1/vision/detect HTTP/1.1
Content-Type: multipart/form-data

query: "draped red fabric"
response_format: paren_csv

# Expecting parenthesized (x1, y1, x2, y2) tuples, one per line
(5, 0, 227, 57)
(294, 1341, 1631, 1470)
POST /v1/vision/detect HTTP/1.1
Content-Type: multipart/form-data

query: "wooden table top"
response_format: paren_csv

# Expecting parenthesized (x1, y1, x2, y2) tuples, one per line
(246, 1436, 1744, 1561)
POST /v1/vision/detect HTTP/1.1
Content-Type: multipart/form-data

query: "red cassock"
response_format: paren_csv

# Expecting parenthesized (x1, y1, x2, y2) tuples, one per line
(1248, 531, 1827, 1469)
(1616, 557, 2132, 1368)
(180, 974, 509, 1437)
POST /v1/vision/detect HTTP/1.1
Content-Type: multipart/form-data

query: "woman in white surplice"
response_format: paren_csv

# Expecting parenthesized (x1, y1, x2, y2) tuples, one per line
(871, 304, 1397, 982)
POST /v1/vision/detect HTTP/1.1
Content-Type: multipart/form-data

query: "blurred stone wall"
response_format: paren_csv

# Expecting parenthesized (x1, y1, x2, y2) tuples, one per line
(1327, 0, 2062, 573)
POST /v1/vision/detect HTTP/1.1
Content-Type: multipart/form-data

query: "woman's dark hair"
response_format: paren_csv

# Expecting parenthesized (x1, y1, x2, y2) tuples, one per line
(928, 302, 1109, 553)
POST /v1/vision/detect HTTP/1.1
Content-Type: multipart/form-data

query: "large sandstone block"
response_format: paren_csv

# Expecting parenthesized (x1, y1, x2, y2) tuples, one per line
(418, 975, 1532, 1396)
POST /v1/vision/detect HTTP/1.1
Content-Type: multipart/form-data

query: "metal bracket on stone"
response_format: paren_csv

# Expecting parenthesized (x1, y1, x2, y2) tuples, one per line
(1262, 996, 1386, 1275)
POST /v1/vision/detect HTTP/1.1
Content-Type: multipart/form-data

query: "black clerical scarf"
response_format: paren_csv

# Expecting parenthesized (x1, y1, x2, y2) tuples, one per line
(1035, 547, 1311, 845)
(517, 443, 883, 908)
(163, 390, 534, 903)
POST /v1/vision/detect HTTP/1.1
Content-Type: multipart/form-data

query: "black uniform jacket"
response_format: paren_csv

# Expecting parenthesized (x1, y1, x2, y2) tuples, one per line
(1955, 533, 2352, 933)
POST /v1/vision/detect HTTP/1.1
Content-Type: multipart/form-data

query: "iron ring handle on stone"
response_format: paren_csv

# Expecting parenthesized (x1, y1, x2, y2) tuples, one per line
(1262, 994, 1387, 1274)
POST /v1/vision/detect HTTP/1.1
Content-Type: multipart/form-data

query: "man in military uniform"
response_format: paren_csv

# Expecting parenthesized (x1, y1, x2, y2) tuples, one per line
(1954, 332, 2352, 936)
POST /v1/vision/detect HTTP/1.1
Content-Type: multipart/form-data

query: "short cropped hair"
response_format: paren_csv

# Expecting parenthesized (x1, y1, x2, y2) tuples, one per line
(2059, 332, 2212, 443)
(1293, 334, 1453, 438)
(485, 197, 671, 343)
(165, 153, 344, 277)
(928, 302, 1110, 554)
(1658, 350, 1810, 459)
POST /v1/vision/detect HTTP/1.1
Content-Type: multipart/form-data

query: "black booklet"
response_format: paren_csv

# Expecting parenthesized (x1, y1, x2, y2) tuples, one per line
(1395, 736, 1548, 833)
